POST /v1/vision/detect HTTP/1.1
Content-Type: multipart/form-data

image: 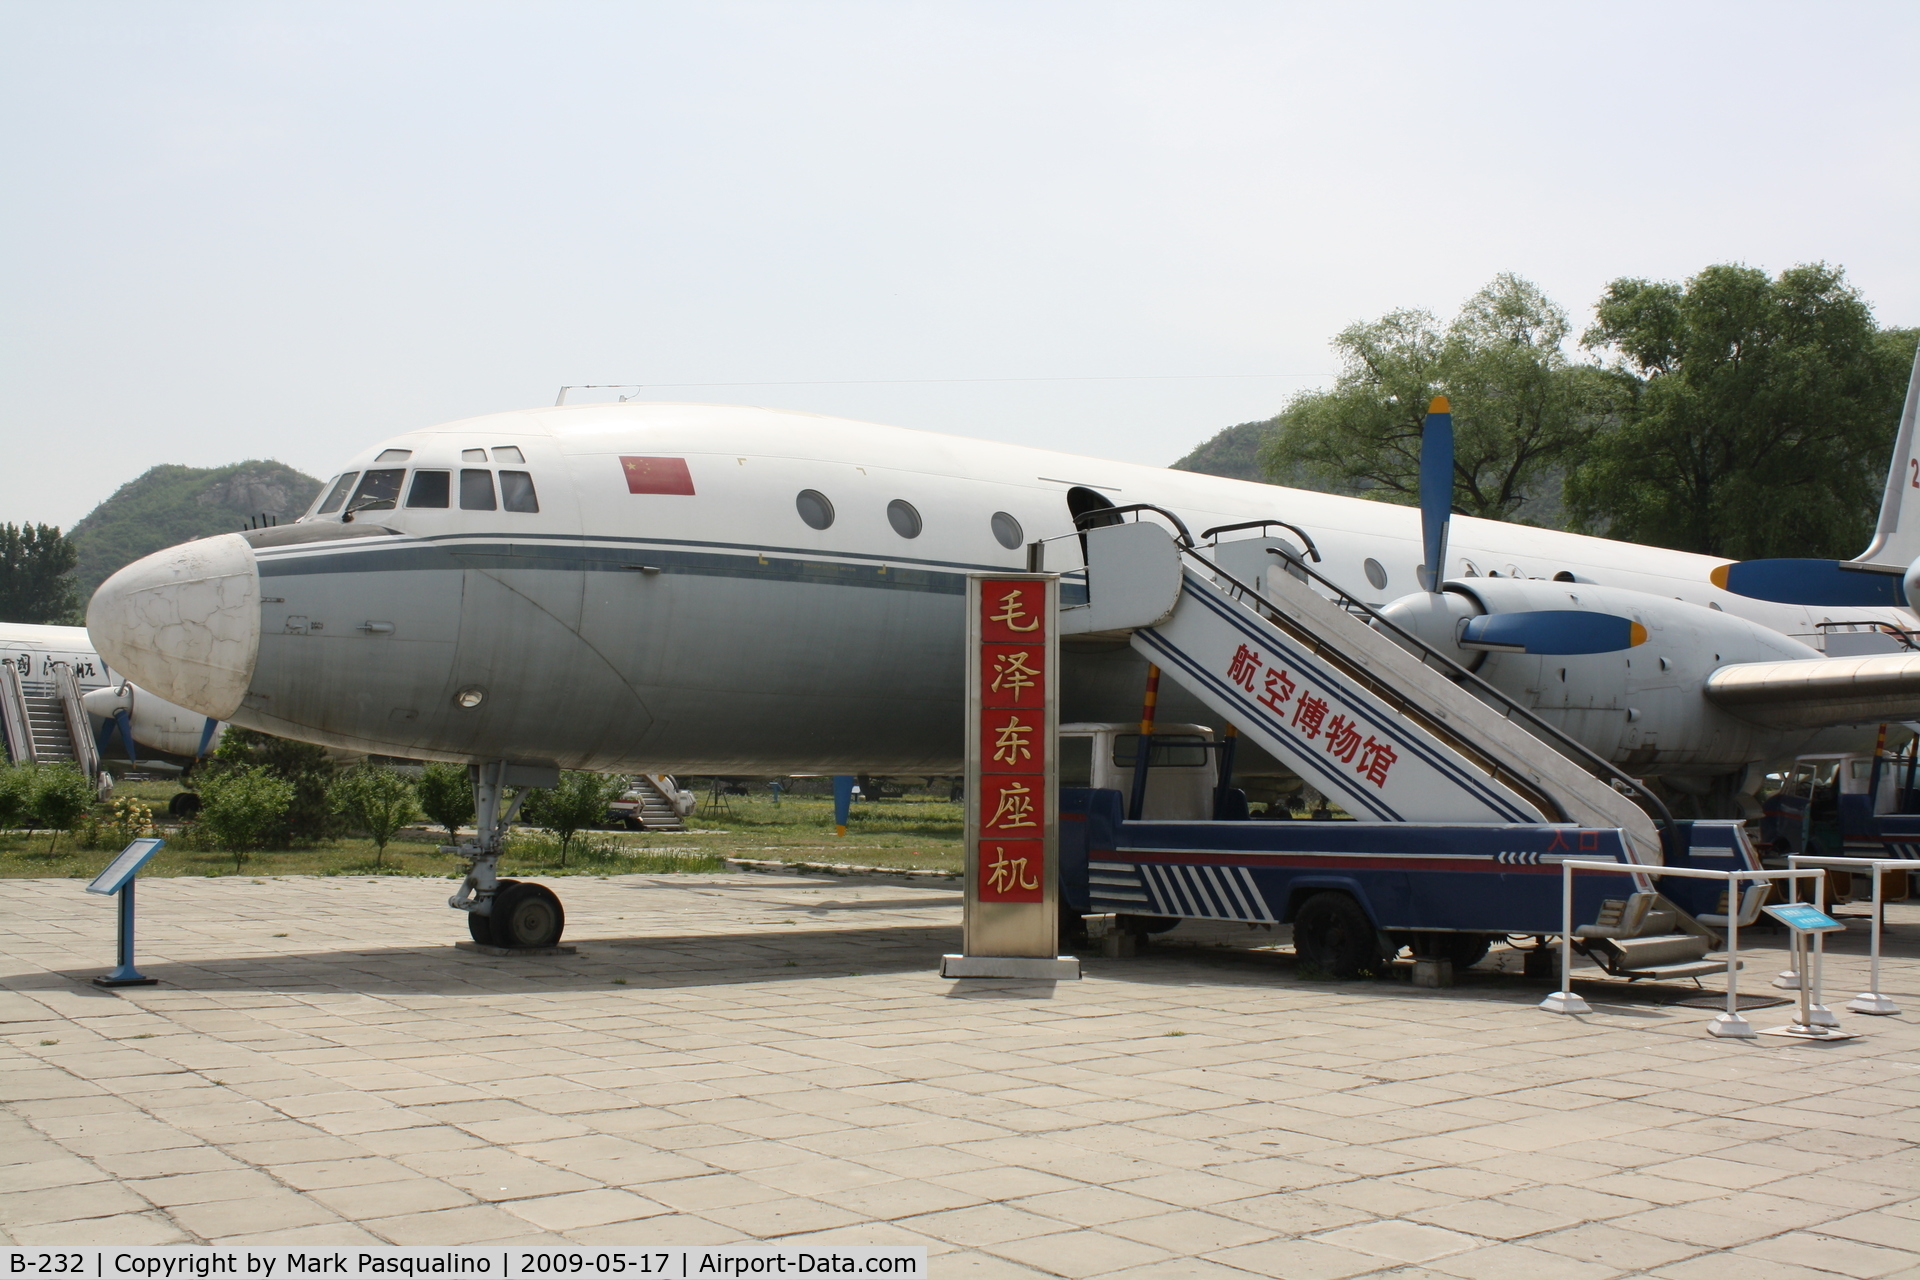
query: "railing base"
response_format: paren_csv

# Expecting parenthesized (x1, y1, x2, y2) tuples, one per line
(1539, 990, 1590, 1015)
(1706, 1012, 1755, 1038)
(1847, 992, 1900, 1016)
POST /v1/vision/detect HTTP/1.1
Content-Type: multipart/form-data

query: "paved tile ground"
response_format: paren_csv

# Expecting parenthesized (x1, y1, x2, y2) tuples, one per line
(2, 871, 1916, 1278)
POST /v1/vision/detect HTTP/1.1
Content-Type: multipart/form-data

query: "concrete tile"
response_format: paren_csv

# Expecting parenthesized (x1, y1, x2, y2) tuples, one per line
(986, 1228, 1174, 1278)
(1737, 1233, 1920, 1279)
(1528, 1221, 1705, 1271)
(503, 1189, 669, 1231)
(307, 1179, 476, 1219)
(1315, 1220, 1479, 1263)
(1206, 1237, 1386, 1280)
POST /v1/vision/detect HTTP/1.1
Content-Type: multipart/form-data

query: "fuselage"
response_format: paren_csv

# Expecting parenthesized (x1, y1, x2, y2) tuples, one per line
(90, 402, 1911, 779)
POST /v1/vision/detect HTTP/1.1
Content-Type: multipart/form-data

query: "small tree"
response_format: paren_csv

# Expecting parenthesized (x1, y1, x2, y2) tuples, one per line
(520, 772, 622, 866)
(333, 764, 420, 869)
(197, 766, 295, 869)
(417, 762, 475, 846)
(30, 763, 95, 854)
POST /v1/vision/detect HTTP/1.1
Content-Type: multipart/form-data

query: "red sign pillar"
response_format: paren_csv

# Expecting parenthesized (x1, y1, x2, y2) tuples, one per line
(944, 574, 1079, 979)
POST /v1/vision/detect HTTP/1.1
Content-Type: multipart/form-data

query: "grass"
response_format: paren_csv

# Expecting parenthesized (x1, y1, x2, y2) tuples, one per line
(0, 785, 963, 879)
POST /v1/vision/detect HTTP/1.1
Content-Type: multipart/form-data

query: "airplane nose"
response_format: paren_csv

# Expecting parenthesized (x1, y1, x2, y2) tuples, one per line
(86, 532, 261, 721)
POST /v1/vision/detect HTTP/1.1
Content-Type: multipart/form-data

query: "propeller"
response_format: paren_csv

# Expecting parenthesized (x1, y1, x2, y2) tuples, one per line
(1414, 393, 1645, 655)
(1710, 559, 1907, 609)
(1418, 396, 1452, 592)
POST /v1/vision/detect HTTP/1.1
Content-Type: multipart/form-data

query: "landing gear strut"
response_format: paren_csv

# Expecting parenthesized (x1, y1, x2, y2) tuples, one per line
(447, 762, 565, 948)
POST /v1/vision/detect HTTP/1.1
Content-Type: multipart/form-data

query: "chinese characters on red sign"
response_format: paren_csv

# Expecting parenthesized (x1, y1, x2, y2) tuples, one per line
(978, 581, 1048, 902)
(1223, 643, 1399, 789)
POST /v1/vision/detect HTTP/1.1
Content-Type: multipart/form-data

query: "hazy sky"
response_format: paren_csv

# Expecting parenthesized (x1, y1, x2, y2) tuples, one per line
(3, 2, 1916, 527)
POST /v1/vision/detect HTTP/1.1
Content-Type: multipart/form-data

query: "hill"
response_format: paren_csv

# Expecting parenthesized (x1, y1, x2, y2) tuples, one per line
(69, 461, 324, 597)
(1170, 418, 1281, 482)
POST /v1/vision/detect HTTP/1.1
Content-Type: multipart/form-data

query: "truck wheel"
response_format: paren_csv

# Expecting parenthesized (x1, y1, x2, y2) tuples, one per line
(1423, 932, 1491, 969)
(1293, 892, 1386, 978)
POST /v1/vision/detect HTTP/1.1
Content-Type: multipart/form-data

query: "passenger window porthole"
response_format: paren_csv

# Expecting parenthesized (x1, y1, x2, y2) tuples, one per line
(887, 499, 922, 539)
(796, 489, 834, 530)
(991, 511, 1023, 550)
(1363, 558, 1388, 591)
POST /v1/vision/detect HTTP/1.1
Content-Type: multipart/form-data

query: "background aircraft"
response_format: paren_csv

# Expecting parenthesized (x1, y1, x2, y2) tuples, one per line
(0, 621, 224, 781)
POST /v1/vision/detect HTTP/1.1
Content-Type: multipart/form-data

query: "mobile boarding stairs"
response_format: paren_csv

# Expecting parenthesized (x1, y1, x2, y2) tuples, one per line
(1056, 516, 1764, 982)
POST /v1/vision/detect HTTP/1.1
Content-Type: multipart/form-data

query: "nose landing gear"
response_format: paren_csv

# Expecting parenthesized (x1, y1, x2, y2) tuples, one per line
(448, 762, 568, 950)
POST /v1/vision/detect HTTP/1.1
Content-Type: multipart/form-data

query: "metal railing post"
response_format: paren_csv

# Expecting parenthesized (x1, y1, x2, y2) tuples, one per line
(1710, 870, 1755, 1038)
(1539, 861, 1591, 1015)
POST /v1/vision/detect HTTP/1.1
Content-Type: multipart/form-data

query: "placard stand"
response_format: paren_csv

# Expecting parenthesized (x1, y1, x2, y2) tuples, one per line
(1759, 901, 1853, 1041)
(86, 837, 165, 988)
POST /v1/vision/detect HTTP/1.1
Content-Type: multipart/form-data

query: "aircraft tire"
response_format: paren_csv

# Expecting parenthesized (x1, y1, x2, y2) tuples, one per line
(491, 882, 565, 949)
(468, 879, 520, 945)
(1292, 892, 1387, 978)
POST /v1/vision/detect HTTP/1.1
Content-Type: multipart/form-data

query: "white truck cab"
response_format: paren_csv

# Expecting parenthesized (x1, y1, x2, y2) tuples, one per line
(1059, 721, 1217, 820)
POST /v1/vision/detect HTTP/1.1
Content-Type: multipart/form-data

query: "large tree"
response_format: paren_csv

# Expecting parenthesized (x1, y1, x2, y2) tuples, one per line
(1260, 274, 1615, 522)
(0, 524, 82, 625)
(1567, 263, 1919, 559)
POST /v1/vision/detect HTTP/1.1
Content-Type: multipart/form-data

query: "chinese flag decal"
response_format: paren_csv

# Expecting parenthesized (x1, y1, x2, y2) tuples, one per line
(621, 457, 696, 495)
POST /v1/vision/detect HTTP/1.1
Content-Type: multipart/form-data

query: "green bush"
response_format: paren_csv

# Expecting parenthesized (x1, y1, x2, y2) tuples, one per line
(417, 762, 474, 846)
(206, 727, 337, 843)
(0, 764, 29, 830)
(332, 764, 420, 869)
(28, 763, 93, 854)
(196, 765, 296, 867)
(519, 772, 624, 866)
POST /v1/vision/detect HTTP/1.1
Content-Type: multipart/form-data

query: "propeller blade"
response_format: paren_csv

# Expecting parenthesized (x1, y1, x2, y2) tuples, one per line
(1709, 559, 1907, 608)
(1418, 395, 1452, 592)
(1460, 610, 1648, 655)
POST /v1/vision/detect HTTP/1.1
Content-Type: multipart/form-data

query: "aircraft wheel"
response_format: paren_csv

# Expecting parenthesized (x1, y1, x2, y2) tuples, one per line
(1292, 892, 1387, 978)
(491, 882, 565, 949)
(169, 792, 201, 819)
(468, 879, 520, 944)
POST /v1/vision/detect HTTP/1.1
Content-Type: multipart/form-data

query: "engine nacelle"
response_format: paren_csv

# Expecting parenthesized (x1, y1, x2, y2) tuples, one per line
(1377, 579, 1826, 773)
(81, 682, 225, 761)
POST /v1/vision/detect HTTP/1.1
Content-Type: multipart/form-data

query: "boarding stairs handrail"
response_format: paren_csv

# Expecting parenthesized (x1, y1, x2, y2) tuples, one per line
(1074, 506, 1680, 854)
(0, 663, 33, 763)
(50, 663, 99, 783)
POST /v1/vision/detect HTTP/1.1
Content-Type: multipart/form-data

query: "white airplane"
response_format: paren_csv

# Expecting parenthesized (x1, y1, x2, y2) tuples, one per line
(0, 622, 224, 778)
(83, 349, 1920, 942)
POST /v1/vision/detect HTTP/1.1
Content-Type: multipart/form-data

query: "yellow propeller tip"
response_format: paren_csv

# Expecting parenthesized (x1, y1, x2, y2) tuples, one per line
(1709, 563, 1732, 590)
(1629, 622, 1648, 646)
(1427, 395, 1451, 414)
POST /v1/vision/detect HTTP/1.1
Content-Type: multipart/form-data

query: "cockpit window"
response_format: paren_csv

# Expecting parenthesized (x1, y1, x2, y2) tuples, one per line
(376, 449, 413, 462)
(461, 449, 487, 463)
(460, 470, 496, 510)
(493, 446, 525, 463)
(346, 469, 405, 514)
(316, 472, 360, 516)
(499, 471, 540, 513)
(406, 471, 451, 509)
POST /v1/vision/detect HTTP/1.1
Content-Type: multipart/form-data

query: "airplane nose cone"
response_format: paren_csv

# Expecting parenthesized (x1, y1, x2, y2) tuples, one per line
(87, 533, 261, 721)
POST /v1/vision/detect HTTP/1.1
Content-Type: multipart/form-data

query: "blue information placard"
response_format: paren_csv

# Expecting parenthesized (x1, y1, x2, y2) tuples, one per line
(87, 838, 165, 896)
(1762, 902, 1845, 933)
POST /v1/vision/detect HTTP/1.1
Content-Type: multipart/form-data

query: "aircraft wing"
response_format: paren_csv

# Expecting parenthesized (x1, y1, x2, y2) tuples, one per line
(1705, 652, 1920, 730)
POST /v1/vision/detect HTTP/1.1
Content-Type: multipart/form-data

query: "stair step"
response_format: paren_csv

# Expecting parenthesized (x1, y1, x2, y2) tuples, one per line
(1616, 958, 1733, 981)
